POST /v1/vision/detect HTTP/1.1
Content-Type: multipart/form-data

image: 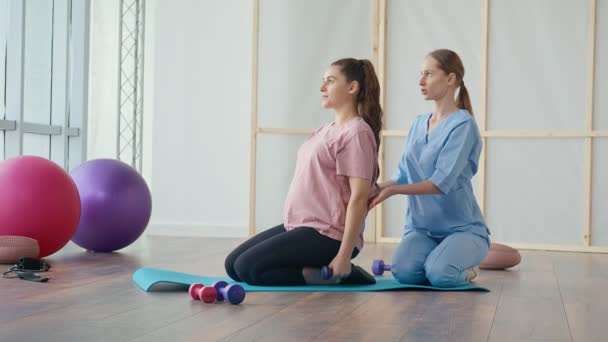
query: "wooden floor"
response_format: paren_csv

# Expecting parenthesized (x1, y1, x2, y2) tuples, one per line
(0, 236, 607, 342)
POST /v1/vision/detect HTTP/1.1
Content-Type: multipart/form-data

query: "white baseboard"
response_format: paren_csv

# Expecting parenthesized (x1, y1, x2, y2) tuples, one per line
(146, 222, 248, 238)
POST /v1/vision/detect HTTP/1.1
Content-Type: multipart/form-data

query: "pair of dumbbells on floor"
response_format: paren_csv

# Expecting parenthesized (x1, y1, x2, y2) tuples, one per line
(188, 280, 246, 305)
(320, 260, 390, 279)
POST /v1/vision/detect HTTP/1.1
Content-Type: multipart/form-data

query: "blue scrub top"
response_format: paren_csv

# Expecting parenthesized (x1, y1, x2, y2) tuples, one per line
(392, 110, 490, 241)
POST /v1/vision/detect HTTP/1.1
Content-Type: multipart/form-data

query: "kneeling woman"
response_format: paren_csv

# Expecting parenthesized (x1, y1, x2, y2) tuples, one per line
(369, 49, 490, 287)
(224, 58, 382, 286)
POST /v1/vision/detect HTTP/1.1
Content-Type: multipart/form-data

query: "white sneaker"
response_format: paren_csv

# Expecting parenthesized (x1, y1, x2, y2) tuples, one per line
(465, 266, 479, 282)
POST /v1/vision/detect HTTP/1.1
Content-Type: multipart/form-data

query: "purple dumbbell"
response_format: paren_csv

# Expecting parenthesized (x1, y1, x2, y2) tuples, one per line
(372, 259, 391, 276)
(320, 266, 332, 280)
(212, 280, 245, 305)
(211, 281, 229, 300)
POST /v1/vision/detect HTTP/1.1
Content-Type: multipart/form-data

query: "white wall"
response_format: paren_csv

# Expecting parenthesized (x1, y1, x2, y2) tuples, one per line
(145, 0, 253, 237)
(87, 0, 119, 161)
(86, 0, 608, 250)
(89, 1, 253, 238)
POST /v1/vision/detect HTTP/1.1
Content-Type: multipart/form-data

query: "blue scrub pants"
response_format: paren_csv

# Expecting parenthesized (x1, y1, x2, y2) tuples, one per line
(391, 230, 489, 287)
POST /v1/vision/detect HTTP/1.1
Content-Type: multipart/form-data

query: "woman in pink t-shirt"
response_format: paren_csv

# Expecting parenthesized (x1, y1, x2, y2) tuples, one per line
(225, 58, 382, 286)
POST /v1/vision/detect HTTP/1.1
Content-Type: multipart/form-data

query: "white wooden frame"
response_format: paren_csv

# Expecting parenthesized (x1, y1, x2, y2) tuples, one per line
(248, 0, 606, 253)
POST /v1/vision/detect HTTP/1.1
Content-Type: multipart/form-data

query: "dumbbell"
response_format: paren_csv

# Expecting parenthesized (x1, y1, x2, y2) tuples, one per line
(320, 266, 332, 280)
(371, 259, 391, 276)
(320, 266, 351, 280)
(211, 280, 246, 305)
(188, 283, 217, 303)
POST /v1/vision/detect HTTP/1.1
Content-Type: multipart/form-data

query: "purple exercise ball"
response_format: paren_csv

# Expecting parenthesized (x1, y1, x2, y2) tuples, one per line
(70, 159, 152, 252)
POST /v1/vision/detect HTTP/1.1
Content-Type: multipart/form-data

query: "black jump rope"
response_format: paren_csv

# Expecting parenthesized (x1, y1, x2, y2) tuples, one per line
(2, 257, 51, 282)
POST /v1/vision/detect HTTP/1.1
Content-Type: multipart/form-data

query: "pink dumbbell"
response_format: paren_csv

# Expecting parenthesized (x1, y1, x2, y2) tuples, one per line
(188, 283, 217, 303)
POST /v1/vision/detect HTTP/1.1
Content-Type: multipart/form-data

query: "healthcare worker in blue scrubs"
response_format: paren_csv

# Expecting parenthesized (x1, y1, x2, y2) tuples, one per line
(369, 49, 490, 287)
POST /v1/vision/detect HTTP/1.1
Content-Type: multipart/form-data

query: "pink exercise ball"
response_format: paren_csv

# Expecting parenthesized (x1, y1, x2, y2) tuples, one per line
(0, 156, 81, 257)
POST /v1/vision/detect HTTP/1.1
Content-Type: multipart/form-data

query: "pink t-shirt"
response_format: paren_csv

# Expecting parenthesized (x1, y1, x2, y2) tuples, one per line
(282, 117, 378, 251)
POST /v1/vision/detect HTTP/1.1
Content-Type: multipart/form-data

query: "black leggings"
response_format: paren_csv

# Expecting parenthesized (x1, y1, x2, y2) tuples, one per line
(224, 224, 359, 286)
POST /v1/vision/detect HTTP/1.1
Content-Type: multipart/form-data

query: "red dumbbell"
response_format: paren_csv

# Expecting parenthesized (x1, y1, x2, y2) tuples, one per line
(188, 283, 217, 303)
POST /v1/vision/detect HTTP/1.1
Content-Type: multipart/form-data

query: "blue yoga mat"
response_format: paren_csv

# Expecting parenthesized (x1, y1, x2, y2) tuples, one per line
(132, 268, 489, 292)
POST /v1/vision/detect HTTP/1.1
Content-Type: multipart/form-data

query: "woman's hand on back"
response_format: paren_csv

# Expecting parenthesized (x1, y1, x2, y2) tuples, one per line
(368, 186, 394, 209)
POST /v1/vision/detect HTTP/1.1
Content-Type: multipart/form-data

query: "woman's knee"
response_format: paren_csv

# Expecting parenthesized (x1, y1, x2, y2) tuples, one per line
(234, 255, 251, 284)
(391, 261, 426, 284)
(224, 250, 242, 282)
(233, 253, 260, 285)
(425, 261, 462, 288)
